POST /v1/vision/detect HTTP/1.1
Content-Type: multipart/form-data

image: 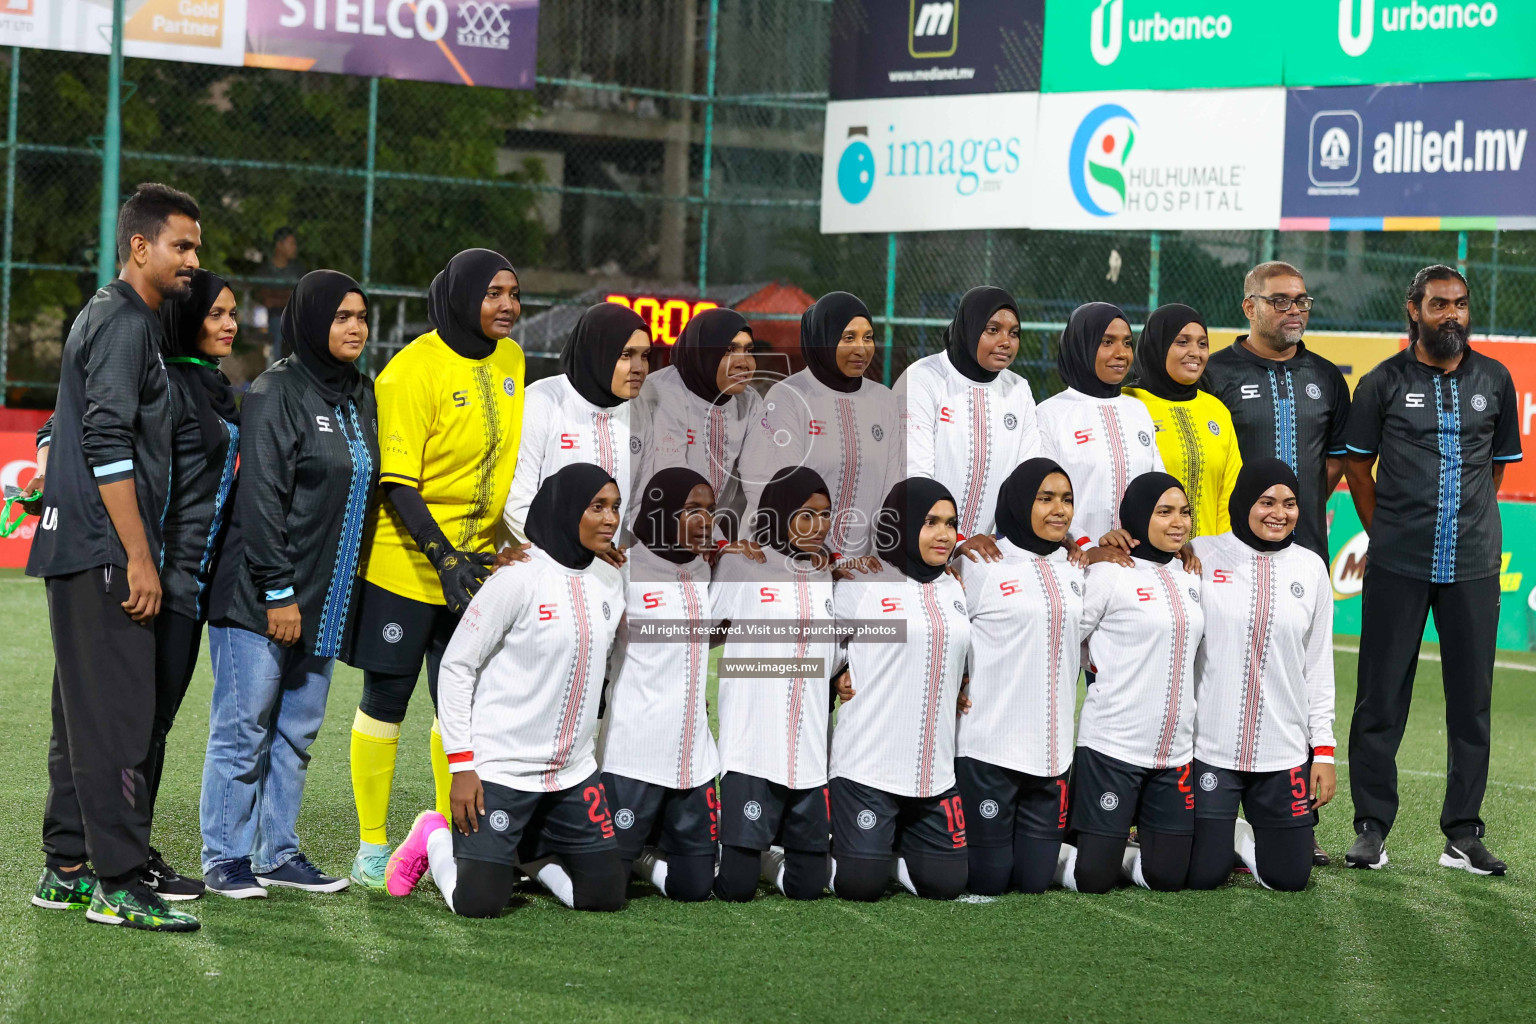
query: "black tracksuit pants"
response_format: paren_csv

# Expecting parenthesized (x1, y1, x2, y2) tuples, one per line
(42, 566, 156, 880)
(145, 610, 203, 820)
(1350, 564, 1499, 841)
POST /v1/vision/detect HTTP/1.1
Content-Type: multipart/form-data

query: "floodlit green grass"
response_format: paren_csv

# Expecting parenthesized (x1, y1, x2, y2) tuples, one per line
(1, 568, 1534, 1023)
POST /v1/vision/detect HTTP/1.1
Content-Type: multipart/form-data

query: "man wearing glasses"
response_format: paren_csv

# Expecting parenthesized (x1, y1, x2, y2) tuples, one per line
(1203, 261, 1351, 565)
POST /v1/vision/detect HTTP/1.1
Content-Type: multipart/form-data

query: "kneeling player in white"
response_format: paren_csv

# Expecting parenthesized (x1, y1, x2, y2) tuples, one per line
(1063, 473, 1205, 893)
(384, 465, 628, 917)
(829, 478, 970, 901)
(957, 459, 1084, 894)
(598, 468, 720, 902)
(712, 467, 838, 901)
(1186, 459, 1335, 891)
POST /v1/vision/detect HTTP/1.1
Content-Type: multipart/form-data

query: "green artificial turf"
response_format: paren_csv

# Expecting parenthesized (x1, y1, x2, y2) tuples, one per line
(1, 568, 1533, 1023)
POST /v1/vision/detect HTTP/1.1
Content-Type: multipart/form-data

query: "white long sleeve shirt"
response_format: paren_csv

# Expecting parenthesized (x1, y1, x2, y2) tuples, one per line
(1036, 388, 1164, 547)
(957, 541, 1084, 778)
(502, 375, 649, 542)
(830, 573, 971, 797)
(711, 550, 837, 789)
(895, 352, 1042, 538)
(1190, 533, 1336, 773)
(597, 542, 719, 790)
(1078, 559, 1205, 769)
(438, 547, 625, 793)
(633, 365, 761, 535)
(740, 370, 901, 558)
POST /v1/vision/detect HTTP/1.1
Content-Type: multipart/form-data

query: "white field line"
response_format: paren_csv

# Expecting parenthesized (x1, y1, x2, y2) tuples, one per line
(1332, 641, 1536, 674)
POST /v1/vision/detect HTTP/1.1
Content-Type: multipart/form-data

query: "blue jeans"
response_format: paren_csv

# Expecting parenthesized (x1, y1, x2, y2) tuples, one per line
(200, 625, 335, 874)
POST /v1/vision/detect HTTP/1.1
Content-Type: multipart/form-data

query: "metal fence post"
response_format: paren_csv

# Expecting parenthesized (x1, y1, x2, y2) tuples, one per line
(0, 48, 18, 406)
(1489, 228, 1501, 334)
(96, 0, 125, 288)
(361, 76, 379, 286)
(1261, 228, 1275, 263)
(883, 232, 897, 386)
(1456, 229, 1467, 278)
(696, 0, 720, 295)
(1147, 230, 1161, 312)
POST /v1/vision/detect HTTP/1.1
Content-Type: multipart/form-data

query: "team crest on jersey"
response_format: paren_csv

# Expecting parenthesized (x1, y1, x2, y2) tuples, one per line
(1207, 421, 1220, 436)
(614, 808, 635, 830)
(1137, 431, 1151, 447)
(629, 436, 643, 454)
(1187, 587, 1199, 602)
(1472, 394, 1488, 412)
(1003, 413, 1018, 431)
(503, 378, 517, 397)
(1291, 582, 1305, 599)
(871, 423, 884, 442)
(825, 598, 834, 616)
(602, 601, 612, 621)
(953, 599, 965, 614)
(856, 809, 878, 830)
(1306, 382, 1322, 400)
(382, 622, 404, 644)
(978, 799, 1000, 819)
(1099, 792, 1119, 811)
(743, 800, 762, 821)
(1199, 772, 1218, 792)
(488, 809, 510, 832)
(1071, 580, 1083, 596)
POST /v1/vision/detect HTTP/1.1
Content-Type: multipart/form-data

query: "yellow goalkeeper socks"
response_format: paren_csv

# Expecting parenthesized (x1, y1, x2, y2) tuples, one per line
(351, 710, 401, 846)
(430, 718, 452, 820)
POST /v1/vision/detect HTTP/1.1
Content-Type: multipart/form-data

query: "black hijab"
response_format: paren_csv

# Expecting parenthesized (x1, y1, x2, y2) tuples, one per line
(1131, 302, 1207, 403)
(1230, 458, 1300, 553)
(800, 291, 871, 394)
(160, 268, 240, 454)
(875, 477, 956, 584)
(634, 467, 711, 565)
(1118, 471, 1186, 565)
(751, 466, 830, 558)
(943, 285, 1020, 384)
(281, 270, 368, 406)
(559, 302, 650, 409)
(428, 247, 515, 360)
(996, 458, 1071, 557)
(673, 307, 751, 405)
(1058, 301, 1130, 400)
(526, 463, 616, 571)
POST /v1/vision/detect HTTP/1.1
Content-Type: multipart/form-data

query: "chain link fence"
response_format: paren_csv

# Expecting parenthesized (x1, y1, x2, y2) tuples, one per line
(2, 0, 1534, 408)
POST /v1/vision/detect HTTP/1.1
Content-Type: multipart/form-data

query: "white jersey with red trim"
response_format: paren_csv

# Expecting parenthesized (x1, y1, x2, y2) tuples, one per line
(739, 369, 901, 559)
(634, 365, 761, 536)
(895, 352, 1041, 538)
(830, 573, 970, 797)
(957, 541, 1084, 777)
(1078, 559, 1205, 769)
(1036, 388, 1164, 547)
(1190, 532, 1336, 773)
(711, 550, 837, 789)
(597, 542, 718, 790)
(502, 374, 648, 543)
(438, 547, 625, 793)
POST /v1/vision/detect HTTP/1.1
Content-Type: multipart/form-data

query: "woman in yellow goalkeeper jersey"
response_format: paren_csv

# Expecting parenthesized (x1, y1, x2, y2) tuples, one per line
(1123, 304, 1242, 541)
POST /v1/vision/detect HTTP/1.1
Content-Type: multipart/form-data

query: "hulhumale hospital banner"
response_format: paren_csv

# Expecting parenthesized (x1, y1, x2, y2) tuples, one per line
(828, 0, 1044, 100)
(0, 0, 539, 88)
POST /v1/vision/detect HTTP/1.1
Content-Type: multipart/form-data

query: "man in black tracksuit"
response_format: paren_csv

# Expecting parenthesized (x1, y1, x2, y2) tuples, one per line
(26, 183, 205, 932)
(1342, 265, 1521, 877)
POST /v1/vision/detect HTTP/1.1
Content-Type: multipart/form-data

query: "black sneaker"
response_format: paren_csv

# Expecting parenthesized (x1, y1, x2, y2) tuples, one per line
(144, 848, 204, 901)
(87, 877, 199, 932)
(1440, 836, 1507, 877)
(255, 852, 350, 893)
(1312, 839, 1331, 867)
(1345, 827, 1389, 870)
(204, 859, 268, 899)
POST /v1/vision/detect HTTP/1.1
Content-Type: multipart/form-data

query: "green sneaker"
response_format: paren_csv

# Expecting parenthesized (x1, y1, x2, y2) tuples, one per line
(32, 866, 96, 910)
(351, 841, 392, 890)
(86, 878, 200, 932)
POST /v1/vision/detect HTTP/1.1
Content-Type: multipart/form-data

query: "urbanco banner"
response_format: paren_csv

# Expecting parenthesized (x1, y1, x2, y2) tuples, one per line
(820, 92, 1040, 234)
(1029, 88, 1286, 230)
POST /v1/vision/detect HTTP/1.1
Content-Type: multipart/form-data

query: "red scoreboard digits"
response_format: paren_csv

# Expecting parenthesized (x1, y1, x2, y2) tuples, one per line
(605, 293, 720, 346)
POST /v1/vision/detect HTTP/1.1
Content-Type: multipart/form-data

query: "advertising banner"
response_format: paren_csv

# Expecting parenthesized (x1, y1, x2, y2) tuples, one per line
(0, 0, 247, 66)
(820, 92, 1039, 234)
(1042, 0, 1281, 93)
(829, 0, 1043, 100)
(1280, 80, 1536, 230)
(1285, 0, 1536, 87)
(1030, 88, 1285, 230)
(244, 0, 538, 89)
(0, 431, 41, 570)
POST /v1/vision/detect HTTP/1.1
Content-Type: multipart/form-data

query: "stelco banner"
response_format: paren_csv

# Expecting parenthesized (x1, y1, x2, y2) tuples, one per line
(0, 0, 538, 88)
(1042, 0, 1280, 93)
(1029, 88, 1285, 230)
(1281, 80, 1536, 229)
(829, 0, 1043, 100)
(820, 92, 1039, 234)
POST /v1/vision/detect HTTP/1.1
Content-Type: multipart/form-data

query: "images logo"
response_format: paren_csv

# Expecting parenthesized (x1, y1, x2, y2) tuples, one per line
(1309, 110, 1363, 188)
(837, 126, 875, 205)
(1091, 0, 1122, 65)
(909, 0, 958, 58)
(1069, 103, 1138, 217)
(1338, 0, 1501, 57)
